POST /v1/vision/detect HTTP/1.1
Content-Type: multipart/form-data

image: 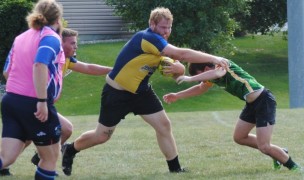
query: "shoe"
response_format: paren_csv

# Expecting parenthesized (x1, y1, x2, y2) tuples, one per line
(273, 148, 288, 170)
(0, 168, 12, 176)
(170, 167, 188, 173)
(31, 152, 40, 166)
(62, 143, 75, 176)
(290, 165, 303, 172)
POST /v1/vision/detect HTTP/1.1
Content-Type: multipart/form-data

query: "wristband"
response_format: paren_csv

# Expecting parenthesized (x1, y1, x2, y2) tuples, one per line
(37, 98, 47, 102)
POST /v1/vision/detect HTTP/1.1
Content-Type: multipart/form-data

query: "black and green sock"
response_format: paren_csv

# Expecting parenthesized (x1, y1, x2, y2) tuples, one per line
(166, 155, 182, 172)
(283, 157, 298, 170)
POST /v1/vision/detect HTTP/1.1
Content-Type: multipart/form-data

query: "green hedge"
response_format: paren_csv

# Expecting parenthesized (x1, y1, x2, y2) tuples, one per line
(0, 0, 34, 82)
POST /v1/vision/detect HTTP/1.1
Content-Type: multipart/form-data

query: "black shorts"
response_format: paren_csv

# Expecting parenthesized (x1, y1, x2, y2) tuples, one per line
(1, 93, 61, 146)
(239, 89, 276, 127)
(98, 83, 163, 127)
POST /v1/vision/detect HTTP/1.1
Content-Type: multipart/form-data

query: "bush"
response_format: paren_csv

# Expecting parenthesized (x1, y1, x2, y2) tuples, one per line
(106, 0, 245, 53)
(0, 0, 33, 82)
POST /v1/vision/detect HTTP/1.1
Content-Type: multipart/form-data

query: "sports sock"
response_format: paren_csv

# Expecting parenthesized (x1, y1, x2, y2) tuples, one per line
(35, 167, 56, 180)
(166, 155, 181, 172)
(283, 157, 298, 169)
(67, 142, 79, 155)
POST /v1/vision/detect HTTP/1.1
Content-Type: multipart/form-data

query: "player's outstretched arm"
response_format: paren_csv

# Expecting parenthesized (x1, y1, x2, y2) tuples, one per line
(177, 66, 226, 84)
(162, 44, 229, 69)
(163, 93, 179, 104)
(163, 82, 210, 104)
(71, 61, 112, 75)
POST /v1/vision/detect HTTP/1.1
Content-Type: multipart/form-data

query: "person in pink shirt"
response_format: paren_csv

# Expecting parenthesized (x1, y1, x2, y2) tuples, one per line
(0, 0, 64, 179)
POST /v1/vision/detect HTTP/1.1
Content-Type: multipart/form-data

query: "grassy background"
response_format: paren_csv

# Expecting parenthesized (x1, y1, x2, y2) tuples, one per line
(56, 33, 289, 116)
(2, 109, 304, 179)
(2, 33, 302, 180)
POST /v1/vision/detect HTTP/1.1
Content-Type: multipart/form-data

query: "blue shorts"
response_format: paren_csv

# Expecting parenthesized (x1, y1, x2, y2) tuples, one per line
(1, 93, 61, 146)
(98, 83, 163, 127)
(239, 89, 276, 127)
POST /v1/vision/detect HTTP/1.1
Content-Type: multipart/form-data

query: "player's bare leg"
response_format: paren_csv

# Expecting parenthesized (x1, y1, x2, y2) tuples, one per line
(233, 119, 257, 148)
(141, 110, 185, 172)
(234, 119, 301, 170)
(62, 123, 116, 176)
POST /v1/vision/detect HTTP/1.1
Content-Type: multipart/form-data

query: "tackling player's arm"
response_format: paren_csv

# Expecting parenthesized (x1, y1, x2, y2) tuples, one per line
(163, 82, 211, 104)
(70, 61, 112, 75)
(161, 44, 229, 68)
(176, 66, 226, 84)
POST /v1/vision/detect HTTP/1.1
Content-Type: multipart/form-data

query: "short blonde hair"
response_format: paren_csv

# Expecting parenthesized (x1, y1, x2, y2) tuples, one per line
(149, 7, 173, 26)
(62, 28, 78, 40)
(26, 0, 63, 30)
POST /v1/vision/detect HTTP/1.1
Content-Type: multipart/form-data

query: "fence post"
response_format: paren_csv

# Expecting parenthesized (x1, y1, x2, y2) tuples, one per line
(287, 0, 304, 108)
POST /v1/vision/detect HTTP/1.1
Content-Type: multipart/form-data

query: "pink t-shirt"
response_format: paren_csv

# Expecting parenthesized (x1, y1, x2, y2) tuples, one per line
(5, 26, 65, 102)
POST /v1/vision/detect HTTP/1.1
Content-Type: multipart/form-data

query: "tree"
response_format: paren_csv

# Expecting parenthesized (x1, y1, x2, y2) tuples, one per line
(106, 0, 245, 53)
(233, 0, 287, 36)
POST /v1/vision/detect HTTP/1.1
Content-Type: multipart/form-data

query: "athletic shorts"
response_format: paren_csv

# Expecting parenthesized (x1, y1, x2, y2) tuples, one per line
(98, 83, 163, 127)
(1, 93, 61, 146)
(239, 89, 276, 127)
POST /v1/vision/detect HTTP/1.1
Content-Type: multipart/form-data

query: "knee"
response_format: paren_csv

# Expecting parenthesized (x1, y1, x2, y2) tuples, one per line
(233, 133, 242, 145)
(0, 156, 17, 168)
(163, 119, 172, 129)
(257, 144, 271, 154)
(95, 136, 110, 145)
(95, 131, 111, 144)
(65, 123, 73, 137)
(62, 122, 73, 137)
(156, 120, 172, 137)
(160, 118, 172, 131)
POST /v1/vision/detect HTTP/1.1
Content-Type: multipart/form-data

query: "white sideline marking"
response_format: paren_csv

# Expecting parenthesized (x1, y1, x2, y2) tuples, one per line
(212, 112, 233, 128)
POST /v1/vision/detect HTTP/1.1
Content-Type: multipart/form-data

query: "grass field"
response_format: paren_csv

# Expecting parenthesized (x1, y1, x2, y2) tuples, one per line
(56, 33, 289, 115)
(2, 109, 304, 180)
(1, 33, 302, 179)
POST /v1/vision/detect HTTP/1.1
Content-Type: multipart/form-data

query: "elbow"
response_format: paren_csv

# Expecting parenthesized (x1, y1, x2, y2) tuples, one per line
(3, 72, 8, 80)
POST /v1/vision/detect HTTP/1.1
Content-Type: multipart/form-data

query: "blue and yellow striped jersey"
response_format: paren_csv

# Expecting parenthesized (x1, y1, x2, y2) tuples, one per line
(62, 56, 77, 77)
(108, 28, 168, 94)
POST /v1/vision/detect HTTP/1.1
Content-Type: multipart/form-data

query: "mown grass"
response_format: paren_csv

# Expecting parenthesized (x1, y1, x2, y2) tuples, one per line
(2, 33, 299, 180)
(2, 109, 304, 180)
(56, 33, 289, 115)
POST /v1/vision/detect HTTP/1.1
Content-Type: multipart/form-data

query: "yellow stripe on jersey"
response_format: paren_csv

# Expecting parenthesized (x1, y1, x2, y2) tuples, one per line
(114, 40, 161, 93)
(226, 67, 254, 93)
(62, 58, 75, 77)
(115, 54, 160, 93)
(141, 39, 161, 55)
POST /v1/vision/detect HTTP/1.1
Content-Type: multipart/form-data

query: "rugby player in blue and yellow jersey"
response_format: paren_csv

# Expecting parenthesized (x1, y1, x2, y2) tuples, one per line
(163, 61, 302, 172)
(62, 7, 229, 175)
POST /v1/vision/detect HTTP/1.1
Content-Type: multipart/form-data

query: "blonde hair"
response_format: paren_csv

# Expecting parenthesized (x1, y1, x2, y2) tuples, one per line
(62, 28, 78, 40)
(26, 0, 63, 30)
(149, 7, 173, 26)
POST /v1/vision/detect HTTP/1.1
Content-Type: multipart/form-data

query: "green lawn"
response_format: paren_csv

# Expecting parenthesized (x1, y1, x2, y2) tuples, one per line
(3, 109, 304, 179)
(2, 34, 303, 179)
(56, 33, 289, 115)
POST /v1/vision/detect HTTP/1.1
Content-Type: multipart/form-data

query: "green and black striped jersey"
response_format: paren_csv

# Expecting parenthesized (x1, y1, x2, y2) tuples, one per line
(210, 60, 264, 101)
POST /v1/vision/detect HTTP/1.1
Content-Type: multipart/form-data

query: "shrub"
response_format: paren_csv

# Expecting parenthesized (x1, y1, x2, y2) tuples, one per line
(106, 0, 245, 53)
(0, 0, 33, 82)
